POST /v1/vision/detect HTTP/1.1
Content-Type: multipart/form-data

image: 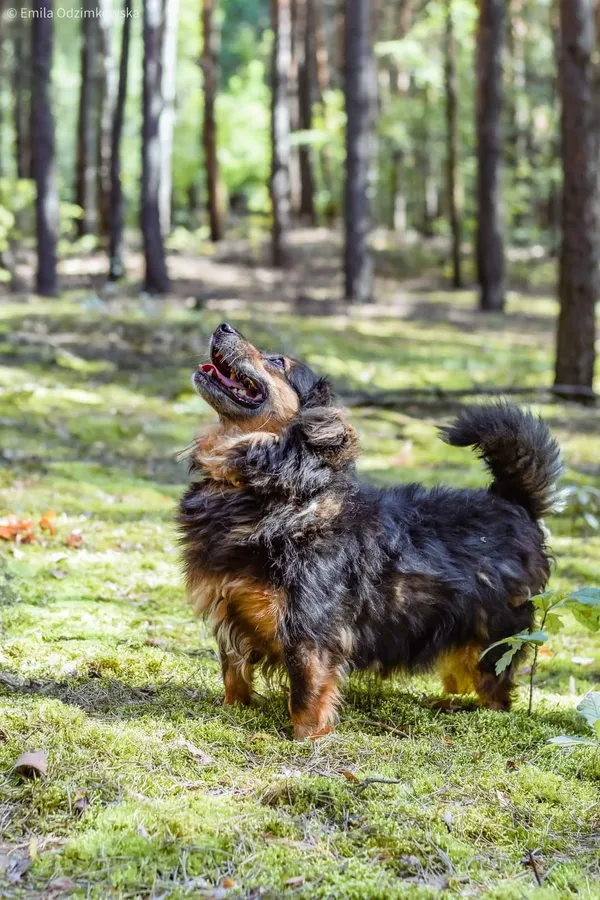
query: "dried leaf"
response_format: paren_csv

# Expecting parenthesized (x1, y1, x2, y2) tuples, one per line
(221, 876, 236, 888)
(284, 876, 305, 888)
(0, 515, 36, 544)
(50, 569, 69, 580)
(172, 738, 214, 765)
(39, 511, 57, 535)
(65, 530, 84, 549)
(73, 790, 89, 814)
(340, 768, 360, 783)
(496, 789, 511, 807)
(12, 749, 48, 778)
(47, 877, 76, 893)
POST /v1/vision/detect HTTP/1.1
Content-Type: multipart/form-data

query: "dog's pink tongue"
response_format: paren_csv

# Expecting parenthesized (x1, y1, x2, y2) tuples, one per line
(200, 363, 239, 388)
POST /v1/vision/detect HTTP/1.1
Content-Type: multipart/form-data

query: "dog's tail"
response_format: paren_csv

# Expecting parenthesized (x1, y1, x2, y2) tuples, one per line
(440, 402, 563, 521)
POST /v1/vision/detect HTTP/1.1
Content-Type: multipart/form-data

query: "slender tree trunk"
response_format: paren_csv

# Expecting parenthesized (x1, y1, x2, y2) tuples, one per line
(297, 0, 316, 223)
(13, 15, 33, 179)
(270, 0, 292, 267)
(75, 0, 102, 236)
(142, 0, 170, 293)
(202, 0, 224, 241)
(476, 0, 505, 311)
(444, 0, 462, 288)
(158, 0, 179, 236)
(554, 0, 598, 401)
(108, 0, 132, 281)
(344, 0, 373, 303)
(313, 0, 335, 219)
(97, 0, 117, 238)
(32, 0, 58, 296)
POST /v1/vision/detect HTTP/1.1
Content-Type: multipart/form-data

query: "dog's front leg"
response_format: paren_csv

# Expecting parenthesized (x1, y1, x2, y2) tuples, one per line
(285, 645, 341, 740)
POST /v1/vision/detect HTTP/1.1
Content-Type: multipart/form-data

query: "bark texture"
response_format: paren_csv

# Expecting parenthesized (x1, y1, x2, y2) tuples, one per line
(142, 0, 170, 293)
(202, 0, 224, 241)
(108, 0, 132, 280)
(444, 0, 462, 288)
(75, 0, 102, 236)
(344, 0, 373, 303)
(554, 0, 598, 400)
(476, 0, 505, 311)
(31, 0, 58, 296)
(270, 0, 292, 267)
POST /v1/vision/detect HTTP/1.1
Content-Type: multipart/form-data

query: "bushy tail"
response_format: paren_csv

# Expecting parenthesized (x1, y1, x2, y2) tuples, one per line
(440, 402, 563, 520)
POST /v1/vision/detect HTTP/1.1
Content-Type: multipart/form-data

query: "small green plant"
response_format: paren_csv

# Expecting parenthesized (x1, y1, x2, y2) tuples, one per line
(480, 588, 600, 715)
(548, 692, 600, 747)
(562, 484, 600, 533)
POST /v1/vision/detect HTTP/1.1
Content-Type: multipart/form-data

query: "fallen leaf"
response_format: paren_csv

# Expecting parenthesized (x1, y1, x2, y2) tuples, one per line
(47, 877, 76, 893)
(442, 810, 453, 830)
(496, 789, 511, 807)
(0, 515, 36, 544)
(221, 876, 236, 888)
(73, 790, 89, 814)
(172, 738, 214, 765)
(340, 768, 360, 783)
(538, 646, 553, 658)
(6, 854, 31, 884)
(12, 750, 48, 778)
(65, 530, 84, 549)
(284, 876, 305, 888)
(39, 511, 57, 535)
(50, 569, 69, 580)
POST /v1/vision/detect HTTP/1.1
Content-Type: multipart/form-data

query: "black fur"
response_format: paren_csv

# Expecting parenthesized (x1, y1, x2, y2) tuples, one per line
(179, 349, 562, 738)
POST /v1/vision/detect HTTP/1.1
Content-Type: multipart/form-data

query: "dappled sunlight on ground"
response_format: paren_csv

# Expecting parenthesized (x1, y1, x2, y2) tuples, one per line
(0, 281, 598, 898)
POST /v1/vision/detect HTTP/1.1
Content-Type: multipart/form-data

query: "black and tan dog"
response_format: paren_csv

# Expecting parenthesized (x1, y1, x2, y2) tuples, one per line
(179, 324, 562, 739)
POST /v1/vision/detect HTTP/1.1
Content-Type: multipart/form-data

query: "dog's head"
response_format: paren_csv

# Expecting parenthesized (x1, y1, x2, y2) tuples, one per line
(193, 323, 335, 431)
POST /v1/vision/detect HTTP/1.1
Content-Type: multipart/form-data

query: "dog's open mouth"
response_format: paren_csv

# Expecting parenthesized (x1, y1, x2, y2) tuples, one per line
(198, 350, 265, 408)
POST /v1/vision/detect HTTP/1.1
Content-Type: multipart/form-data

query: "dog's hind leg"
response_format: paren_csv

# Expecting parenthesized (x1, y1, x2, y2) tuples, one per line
(286, 646, 342, 740)
(220, 649, 254, 706)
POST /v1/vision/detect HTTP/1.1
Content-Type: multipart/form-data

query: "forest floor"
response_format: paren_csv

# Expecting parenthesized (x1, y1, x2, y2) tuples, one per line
(0, 233, 599, 899)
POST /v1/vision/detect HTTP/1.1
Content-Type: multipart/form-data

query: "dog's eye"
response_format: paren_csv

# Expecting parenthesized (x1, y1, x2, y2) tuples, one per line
(268, 357, 285, 369)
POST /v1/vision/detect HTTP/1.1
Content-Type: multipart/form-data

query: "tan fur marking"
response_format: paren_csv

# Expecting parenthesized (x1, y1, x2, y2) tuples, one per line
(194, 428, 277, 485)
(289, 650, 342, 740)
(437, 643, 482, 696)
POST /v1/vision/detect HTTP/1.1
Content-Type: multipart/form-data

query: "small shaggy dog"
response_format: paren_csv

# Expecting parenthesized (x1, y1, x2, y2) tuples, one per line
(179, 324, 562, 739)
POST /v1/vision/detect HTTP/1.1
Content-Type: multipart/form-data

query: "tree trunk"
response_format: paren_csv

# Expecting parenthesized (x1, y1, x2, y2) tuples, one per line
(554, 0, 598, 401)
(298, 0, 316, 223)
(158, 0, 179, 237)
(202, 0, 224, 241)
(75, 0, 102, 236)
(142, 0, 170, 293)
(344, 0, 373, 303)
(13, 14, 33, 179)
(444, 0, 462, 288)
(97, 0, 117, 238)
(31, 0, 58, 297)
(108, 0, 132, 281)
(270, 0, 292, 267)
(476, 0, 505, 311)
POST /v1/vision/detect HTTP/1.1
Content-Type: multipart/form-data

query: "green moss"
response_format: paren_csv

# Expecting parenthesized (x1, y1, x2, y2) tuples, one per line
(0, 292, 599, 898)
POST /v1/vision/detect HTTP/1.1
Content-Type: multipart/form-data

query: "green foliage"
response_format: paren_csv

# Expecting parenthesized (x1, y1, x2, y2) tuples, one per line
(548, 692, 600, 747)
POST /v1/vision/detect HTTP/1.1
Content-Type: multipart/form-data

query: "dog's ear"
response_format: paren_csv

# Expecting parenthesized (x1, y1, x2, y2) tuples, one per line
(303, 377, 335, 409)
(297, 405, 358, 464)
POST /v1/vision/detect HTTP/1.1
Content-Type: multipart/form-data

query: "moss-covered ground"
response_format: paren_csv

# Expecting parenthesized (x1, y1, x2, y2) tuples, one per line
(0, 272, 598, 898)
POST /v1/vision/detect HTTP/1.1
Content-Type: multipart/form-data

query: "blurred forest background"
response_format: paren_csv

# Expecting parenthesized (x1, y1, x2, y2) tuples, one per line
(0, 0, 597, 399)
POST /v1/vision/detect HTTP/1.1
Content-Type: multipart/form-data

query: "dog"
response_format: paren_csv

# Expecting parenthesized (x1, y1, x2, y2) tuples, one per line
(178, 324, 562, 739)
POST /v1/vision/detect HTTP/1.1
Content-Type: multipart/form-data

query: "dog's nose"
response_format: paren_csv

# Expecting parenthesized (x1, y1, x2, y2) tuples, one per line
(217, 322, 236, 335)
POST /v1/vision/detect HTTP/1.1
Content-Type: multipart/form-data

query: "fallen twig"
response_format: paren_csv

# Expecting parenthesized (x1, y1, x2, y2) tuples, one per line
(359, 719, 409, 738)
(340, 383, 596, 410)
(355, 776, 402, 795)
